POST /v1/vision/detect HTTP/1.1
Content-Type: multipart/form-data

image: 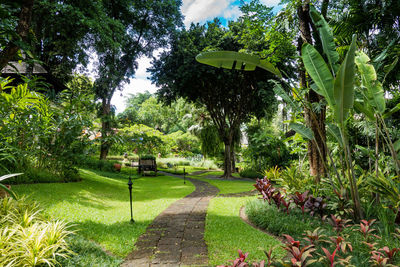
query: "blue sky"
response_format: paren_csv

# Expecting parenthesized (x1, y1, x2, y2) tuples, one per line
(111, 0, 283, 113)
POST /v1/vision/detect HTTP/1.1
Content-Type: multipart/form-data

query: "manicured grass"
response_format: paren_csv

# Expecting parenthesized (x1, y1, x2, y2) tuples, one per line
(205, 196, 285, 266)
(195, 177, 255, 195)
(158, 165, 209, 175)
(13, 169, 195, 263)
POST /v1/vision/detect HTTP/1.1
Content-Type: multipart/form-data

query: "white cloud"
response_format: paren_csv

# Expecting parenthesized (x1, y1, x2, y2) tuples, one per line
(182, 0, 231, 26)
(222, 5, 241, 21)
(260, 0, 281, 6)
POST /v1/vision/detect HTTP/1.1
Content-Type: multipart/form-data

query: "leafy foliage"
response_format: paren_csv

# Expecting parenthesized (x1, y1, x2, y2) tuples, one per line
(0, 196, 73, 266)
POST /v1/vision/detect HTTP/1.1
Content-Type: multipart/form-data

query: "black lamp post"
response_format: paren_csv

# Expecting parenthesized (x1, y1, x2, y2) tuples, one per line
(183, 167, 186, 184)
(128, 177, 134, 223)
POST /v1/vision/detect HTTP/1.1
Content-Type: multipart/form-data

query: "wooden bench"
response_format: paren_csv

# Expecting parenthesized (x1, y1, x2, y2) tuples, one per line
(138, 158, 157, 176)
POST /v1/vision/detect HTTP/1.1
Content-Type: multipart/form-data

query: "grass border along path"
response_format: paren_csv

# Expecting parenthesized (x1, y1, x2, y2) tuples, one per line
(205, 196, 285, 266)
(13, 169, 195, 266)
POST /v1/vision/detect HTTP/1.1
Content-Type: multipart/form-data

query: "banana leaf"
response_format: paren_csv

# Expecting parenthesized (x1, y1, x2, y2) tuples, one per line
(327, 123, 343, 147)
(195, 51, 281, 77)
(383, 103, 400, 119)
(309, 5, 339, 74)
(271, 80, 299, 111)
(394, 139, 400, 152)
(333, 34, 357, 124)
(302, 43, 335, 107)
(0, 173, 23, 182)
(289, 122, 314, 141)
(355, 51, 386, 114)
(354, 101, 375, 121)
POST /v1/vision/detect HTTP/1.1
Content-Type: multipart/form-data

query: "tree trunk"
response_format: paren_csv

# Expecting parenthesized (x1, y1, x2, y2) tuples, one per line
(223, 137, 233, 179)
(0, 0, 35, 71)
(100, 97, 112, 160)
(297, 1, 327, 182)
(231, 146, 236, 173)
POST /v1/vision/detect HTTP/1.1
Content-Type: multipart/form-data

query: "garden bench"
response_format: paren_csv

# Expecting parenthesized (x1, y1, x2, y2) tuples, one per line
(138, 158, 157, 176)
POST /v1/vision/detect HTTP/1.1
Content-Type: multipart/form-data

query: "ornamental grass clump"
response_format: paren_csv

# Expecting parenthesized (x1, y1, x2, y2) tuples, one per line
(0, 196, 73, 266)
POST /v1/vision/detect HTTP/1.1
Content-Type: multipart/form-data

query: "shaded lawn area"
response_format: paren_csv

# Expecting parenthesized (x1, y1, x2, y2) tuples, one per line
(193, 170, 240, 178)
(12, 169, 195, 260)
(188, 171, 255, 195)
(205, 196, 285, 266)
(158, 165, 210, 175)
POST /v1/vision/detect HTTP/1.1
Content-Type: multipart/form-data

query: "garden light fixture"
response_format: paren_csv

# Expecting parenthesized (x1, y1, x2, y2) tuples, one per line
(128, 177, 134, 223)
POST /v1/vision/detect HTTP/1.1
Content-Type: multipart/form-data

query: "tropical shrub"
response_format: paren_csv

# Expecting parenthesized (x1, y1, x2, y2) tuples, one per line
(77, 156, 120, 173)
(0, 196, 73, 266)
(239, 168, 263, 179)
(245, 199, 400, 266)
(0, 76, 95, 183)
(243, 122, 292, 173)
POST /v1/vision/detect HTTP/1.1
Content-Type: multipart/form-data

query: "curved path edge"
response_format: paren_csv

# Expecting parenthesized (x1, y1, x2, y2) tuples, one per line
(122, 172, 219, 267)
(239, 206, 285, 243)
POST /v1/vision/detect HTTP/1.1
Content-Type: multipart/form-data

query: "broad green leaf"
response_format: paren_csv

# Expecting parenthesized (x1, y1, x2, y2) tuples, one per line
(326, 123, 343, 147)
(394, 139, 400, 152)
(383, 57, 398, 84)
(0, 173, 23, 182)
(271, 80, 298, 111)
(196, 51, 281, 77)
(355, 51, 386, 114)
(383, 103, 400, 119)
(289, 122, 314, 140)
(333, 34, 357, 123)
(309, 5, 339, 74)
(356, 145, 373, 156)
(302, 43, 335, 107)
(0, 183, 17, 199)
(354, 101, 375, 121)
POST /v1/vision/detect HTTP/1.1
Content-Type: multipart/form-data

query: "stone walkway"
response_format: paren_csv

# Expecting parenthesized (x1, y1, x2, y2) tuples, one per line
(122, 173, 219, 267)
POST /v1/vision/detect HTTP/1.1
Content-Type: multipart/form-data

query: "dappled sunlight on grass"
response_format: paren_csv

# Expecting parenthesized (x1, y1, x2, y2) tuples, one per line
(189, 175, 255, 195)
(13, 169, 195, 257)
(205, 196, 285, 266)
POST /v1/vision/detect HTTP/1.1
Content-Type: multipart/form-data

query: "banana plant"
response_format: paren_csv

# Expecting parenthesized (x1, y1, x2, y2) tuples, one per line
(0, 173, 22, 199)
(354, 52, 400, 175)
(301, 6, 362, 219)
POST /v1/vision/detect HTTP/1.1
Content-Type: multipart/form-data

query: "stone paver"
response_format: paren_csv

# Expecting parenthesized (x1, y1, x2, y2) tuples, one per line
(121, 173, 219, 267)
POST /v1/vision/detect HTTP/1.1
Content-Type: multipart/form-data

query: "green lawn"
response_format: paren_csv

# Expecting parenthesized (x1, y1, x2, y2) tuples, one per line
(12, 169, 195, 262)
(205, 196, 285, 265)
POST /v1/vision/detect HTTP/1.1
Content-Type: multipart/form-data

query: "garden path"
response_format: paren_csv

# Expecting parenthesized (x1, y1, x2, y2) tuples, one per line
(122, 172, 219, 267)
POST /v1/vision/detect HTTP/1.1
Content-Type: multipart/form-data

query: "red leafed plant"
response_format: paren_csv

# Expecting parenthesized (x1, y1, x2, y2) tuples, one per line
(281, 197, 291, 214)
(216, 250, 266, 267)
(329, 236, 352, 254)
(282, 234, 316, 267)
(303, 227, 327, 245)
(321, 247, 339, 267)
(292, 191, 310, 214)
(358, 219, 380, 241)
(305, 195, 326, 217)
(370, 251, 390, 266)
(264, 248, 276, 267)
(254, 178, 276, 204)
(379, 246, 400, 263)
(327, 214, 351, 233)
(217, 249, 249, 267)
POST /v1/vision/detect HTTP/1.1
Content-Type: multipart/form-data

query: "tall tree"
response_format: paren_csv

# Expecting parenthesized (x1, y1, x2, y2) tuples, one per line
(149, 21, 279, 178)
(0, 0, 35, 70)
(93, 0, 183, 159)
(297, 0, 328, 181)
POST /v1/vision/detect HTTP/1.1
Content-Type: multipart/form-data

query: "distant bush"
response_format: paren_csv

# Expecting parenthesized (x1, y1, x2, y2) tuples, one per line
(77, 157, 119, 172)
(140, 154, 155, 160)
(239, 168, 263, 179)
(5, 168, 62, 184)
